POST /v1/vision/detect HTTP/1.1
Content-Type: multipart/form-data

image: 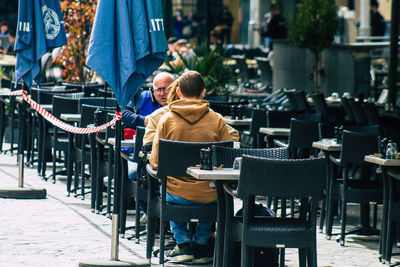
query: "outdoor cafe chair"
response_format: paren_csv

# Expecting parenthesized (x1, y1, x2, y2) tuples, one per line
(341, 97, 356, 124)
(361, 102, 380, 125)
(384, 168, 400, 263)
(348, 100, 368, 125)
(325, 130, 382, 245)
(264, 110, 305, 148)
(0, 81, 26, 155)
(241, 109, 267, 148)
(145, 139, 233, 264)
(211, 145, 289, 267)
(34, 88, 81, 177)
(237, 156, 325, 267)
(275, 118, 320, 160)
(50, 95, 80, 183)
(293, 89, 312, 113)
(119, 126, 146, 239)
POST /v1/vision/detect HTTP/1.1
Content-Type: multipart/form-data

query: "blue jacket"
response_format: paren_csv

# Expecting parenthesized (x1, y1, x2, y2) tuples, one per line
(122, 90, 161, 130)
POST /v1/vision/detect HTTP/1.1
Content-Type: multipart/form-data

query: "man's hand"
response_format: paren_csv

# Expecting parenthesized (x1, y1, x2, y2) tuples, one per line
(144, 116, 149, 126)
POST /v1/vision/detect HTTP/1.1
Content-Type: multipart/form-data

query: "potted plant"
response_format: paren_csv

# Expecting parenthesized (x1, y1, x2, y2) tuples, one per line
(165, 45, 236, 96)
(59, 0, 97, 82)
(287, 0, 338, 93)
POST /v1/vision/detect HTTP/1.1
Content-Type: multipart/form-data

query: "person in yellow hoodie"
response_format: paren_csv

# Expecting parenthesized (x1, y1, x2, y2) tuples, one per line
(149, 71, 232, 264)
(143, 79, 239, 145)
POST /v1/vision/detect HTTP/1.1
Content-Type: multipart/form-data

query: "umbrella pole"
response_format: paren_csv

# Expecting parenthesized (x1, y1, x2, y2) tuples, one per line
(79, 104, 148, 267)
(111, 103, 122, 261)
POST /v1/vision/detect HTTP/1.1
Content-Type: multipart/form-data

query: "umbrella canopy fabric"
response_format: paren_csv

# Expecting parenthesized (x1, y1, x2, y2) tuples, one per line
(15, 0, 67, 88)
(86, 0, 168, 108)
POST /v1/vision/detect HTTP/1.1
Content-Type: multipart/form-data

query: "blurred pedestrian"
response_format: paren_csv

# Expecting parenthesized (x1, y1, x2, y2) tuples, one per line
(218, 5, 234, 44)
(259, 4, 287, 49)
(370, 0, 386, 36)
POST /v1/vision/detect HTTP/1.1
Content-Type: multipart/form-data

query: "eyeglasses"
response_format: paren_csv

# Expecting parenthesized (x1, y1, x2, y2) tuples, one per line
(152, 86, 171, 94)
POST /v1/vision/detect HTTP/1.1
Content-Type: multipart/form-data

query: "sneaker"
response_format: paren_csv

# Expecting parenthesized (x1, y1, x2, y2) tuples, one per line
(165, 242, 194, 263)
(139, 214, 147, 224)
(192, 242, 214, 264)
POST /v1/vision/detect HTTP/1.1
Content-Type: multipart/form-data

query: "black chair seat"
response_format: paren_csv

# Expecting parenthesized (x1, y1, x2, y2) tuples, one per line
(245, 218, 314, 247)
(162, 204, 217, 222)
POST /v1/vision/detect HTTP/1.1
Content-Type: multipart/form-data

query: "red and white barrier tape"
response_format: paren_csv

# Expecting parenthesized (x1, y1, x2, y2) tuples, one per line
(9, 90, 121, 134)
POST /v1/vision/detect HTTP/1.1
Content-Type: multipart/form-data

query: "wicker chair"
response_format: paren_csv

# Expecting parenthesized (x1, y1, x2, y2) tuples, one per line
(211, 146, 289, 267)
(237, 156, 325, 267)
(325, 130, 381, 245)
(120, 126, 146, 239)
(145, 139, 233, 264)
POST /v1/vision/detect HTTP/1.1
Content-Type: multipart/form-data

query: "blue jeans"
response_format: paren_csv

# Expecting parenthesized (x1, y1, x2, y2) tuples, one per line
(127, 161, 147, 213)
(166, 192, 215, 245)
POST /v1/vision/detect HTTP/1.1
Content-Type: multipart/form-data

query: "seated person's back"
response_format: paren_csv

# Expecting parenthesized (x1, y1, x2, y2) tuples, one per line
(149, 71, 233, 264)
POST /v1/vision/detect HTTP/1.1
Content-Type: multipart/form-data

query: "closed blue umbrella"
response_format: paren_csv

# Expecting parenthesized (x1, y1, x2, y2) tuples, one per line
(86, 0, 168, 108)
(15, 0, 67, 87)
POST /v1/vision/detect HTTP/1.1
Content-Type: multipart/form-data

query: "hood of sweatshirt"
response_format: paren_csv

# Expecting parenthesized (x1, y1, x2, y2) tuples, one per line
(169, 99, 209, 124)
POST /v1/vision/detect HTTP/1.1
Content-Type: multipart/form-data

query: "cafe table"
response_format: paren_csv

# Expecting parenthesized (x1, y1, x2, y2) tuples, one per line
(312, 139, 342, 232)
(364, 155, 400, 262)
(259, 127, 290, 148)
(224, 117, 252, 126)
(187, 166, 239, 267)
(60, 113, 81, 122)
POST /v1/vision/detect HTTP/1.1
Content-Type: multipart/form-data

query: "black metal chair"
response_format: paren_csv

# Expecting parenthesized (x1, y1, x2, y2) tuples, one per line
(325, 130, 382, 245)
(361, 102, 380, 125)
(385, 168, 400, 264)
(241, 109, 267, 148)
(211, 146, 289, 267)
(120, 126, 146, 239)
(293, 90, 312, 113)
(265, 110, 305, 148)
(340, 97, 356, 124)
(50, 96, 80, 183)
(348, 100, 368, 125)
(255, 57, 272, 87)
(275, 118, 320, 159)
(237, 156, 325, 267)
(145, 139, 233, 264)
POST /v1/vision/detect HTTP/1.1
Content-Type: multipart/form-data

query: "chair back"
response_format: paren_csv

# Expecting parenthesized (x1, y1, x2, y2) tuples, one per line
(249, 109, 267, 136)
(209, 100, 248, 117)
(105, 113, 116, 139)
(361, 102, 379, 125)
(311, 93, 328, 117)
(348, 100, 368, 125)
(283, 89, 299, 110)
(237, 156, 325, 199)
(296, 112, 322, 123)
(156, 139, 233, 178)
(266, 110, 304, 128)
(318, 122, 335, 139)
(80, 104, 99, 128)
(343, 124, 380, 135)
(255, 57, 272, 86)
(341, 97, 356, 122)
(51, 96, 80, 118)
(288, 118, 320, 158)
(340, 130, 379, 166)
(79, 97, 116, 111)
(293, 90, 311, 113)
(132, 126, 146, 162)
(212, 146, 288, 168)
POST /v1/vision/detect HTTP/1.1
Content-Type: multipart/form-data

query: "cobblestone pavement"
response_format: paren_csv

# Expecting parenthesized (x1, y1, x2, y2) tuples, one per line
(0, 147, 399, 267)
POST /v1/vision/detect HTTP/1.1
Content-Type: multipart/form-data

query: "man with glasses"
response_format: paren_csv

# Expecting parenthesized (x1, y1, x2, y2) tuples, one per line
(122, 72, 175, 130)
